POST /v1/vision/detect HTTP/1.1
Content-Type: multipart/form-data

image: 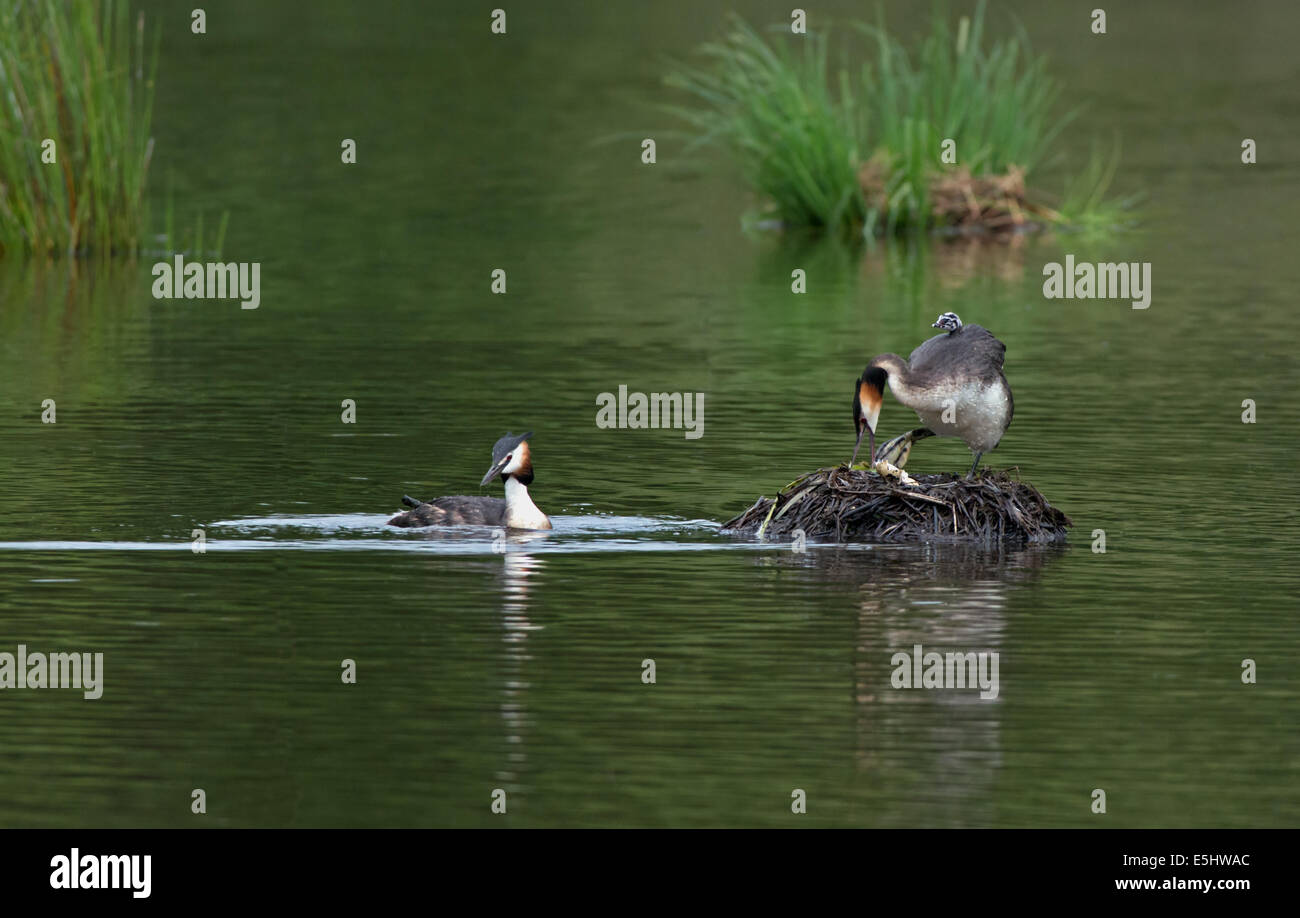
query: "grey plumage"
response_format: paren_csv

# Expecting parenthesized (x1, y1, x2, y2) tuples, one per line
(906, 324, 1013, 418)
(389, 495, 508, 527)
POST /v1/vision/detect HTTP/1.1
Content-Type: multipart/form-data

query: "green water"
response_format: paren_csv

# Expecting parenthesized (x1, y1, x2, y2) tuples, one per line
(0, 0, 1296, 827)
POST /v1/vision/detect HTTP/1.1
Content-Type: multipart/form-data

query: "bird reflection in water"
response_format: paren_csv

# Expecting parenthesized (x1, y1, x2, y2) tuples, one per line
(494, 534, 548, 794)
(766, 541, 1062, 825)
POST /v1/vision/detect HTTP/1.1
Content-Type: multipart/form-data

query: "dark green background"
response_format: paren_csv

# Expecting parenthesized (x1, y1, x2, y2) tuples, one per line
(0, 1, 1295, 826)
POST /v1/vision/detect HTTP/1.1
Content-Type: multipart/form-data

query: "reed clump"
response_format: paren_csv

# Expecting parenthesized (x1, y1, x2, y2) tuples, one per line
(666, 1, 1131, 236)
(0, 1, 157, 256)
(723, 466, 1072, 544)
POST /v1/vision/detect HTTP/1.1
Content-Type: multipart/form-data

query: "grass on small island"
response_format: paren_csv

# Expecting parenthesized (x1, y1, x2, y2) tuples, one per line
(0, 1, 222, 258)
(665, 1, 1133, 237)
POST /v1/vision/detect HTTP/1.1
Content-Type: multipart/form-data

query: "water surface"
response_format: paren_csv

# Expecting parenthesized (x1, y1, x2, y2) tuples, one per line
(0, 0, 1296, 827)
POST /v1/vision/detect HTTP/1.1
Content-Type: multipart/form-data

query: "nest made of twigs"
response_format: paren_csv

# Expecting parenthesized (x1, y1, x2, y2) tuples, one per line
(858, 162, 1053, 232)
(722, 466, 1072, 544)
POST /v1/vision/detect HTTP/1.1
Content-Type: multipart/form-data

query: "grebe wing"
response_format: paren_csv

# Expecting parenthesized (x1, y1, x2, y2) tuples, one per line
(962, 324, 1007, 373)
(387, 496, 508, 527)
(908, 324, 1006, 381)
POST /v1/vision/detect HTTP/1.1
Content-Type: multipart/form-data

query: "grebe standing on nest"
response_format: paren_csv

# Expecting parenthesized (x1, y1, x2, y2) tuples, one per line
(852, 312, 1013, 478)
(388, 431, 552, 530)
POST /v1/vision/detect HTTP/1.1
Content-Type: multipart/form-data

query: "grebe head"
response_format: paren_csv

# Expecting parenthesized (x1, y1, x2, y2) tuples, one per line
(932, 312, 963, 332)
(480, 431, 535, 487)
(851, 367, 886, 465)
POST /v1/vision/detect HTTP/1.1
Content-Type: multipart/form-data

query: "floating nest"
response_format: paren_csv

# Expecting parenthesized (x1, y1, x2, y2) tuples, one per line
(858, 162, 1059, 233)
(723, 467, 1071, 544)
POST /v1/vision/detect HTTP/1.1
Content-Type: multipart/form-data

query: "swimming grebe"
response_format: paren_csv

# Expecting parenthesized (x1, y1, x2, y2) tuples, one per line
(852, 312, 1013, 478)
(387, 431, 552, 530)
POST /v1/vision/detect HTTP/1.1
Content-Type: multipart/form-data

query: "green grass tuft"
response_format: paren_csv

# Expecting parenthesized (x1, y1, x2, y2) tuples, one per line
(666, 2, 1128, 236)
(0, 1, 225, 258)
(0, 1, 157, 256)
(665, 16, 868, 230)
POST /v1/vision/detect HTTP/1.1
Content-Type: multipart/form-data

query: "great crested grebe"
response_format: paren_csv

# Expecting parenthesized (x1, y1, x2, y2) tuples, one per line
(852, 312, 1013, 478)
(387, 431, 552, 530)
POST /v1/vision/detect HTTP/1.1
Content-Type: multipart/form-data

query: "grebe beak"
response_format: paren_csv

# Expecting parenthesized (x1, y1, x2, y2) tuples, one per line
(851, 422, 874, 467)
(480, 457, 508, 487)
